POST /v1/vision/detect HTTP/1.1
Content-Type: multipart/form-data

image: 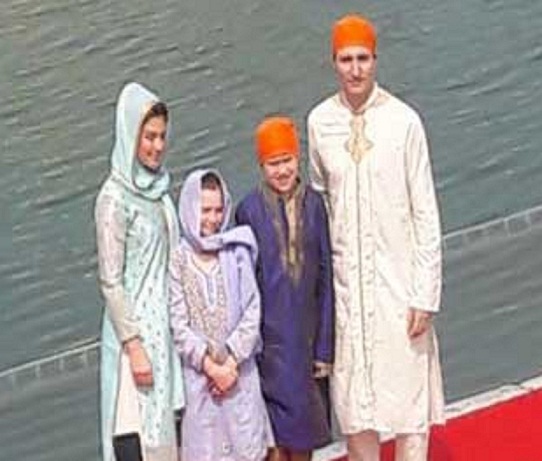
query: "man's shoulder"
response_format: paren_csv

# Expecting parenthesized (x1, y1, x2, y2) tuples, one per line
(307, 93, 338, 124)
(378, 87, 423, 124)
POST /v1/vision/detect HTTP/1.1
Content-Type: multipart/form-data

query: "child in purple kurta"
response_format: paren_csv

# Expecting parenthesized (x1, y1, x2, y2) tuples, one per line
(169, 169, 273, 461)
(235, 117, 335, 461)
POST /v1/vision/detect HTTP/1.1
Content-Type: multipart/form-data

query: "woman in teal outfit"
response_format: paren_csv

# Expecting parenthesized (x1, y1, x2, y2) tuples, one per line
(95, 82, 184, 461)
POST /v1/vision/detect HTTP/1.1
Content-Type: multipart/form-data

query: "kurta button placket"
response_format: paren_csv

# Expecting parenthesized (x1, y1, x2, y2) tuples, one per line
(308, 85, 445, 434)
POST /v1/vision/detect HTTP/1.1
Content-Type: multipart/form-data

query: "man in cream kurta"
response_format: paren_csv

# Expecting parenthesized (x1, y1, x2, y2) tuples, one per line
(307, 14, 444, 461)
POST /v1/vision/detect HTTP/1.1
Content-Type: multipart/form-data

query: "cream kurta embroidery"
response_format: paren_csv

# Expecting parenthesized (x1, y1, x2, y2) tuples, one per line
(346, 113, 373, 164)
(308, 84, 445, 435)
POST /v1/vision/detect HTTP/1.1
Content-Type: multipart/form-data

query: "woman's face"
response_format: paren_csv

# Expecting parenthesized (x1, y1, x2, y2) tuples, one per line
(136, 115, 167, 171)
(200, 187, 224, 237)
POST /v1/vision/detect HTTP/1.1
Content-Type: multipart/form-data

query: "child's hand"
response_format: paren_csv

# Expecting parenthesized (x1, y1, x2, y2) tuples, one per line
(207, 378, 224, 397)
(212, 364, 238, 394)
(223, 354, 238, 373)
(203, 355, 238, 395)
(313, 361, 332, 379)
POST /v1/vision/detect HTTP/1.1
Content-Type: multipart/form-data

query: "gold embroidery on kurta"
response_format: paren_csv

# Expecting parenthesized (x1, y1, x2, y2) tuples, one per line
(346, 114, 373, 163)
(261, 182, 305, 283)
(343, 89, 390, 164)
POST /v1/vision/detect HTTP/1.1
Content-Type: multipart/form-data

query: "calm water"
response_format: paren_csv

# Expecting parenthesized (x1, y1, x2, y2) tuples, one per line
(1, 1, 542, 459)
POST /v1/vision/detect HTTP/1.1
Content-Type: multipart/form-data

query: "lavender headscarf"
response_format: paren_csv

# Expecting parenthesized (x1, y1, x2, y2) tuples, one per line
(177, 168, 259, 336)
(177, 168, 257, 260)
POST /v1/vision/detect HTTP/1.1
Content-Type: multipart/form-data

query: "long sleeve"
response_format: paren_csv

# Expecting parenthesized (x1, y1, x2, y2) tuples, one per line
(313, 194, 335, 363)
(307, 117, 331, 210)
(234, 202, 263, 280)
(225, 247, 262, 365)
(95, 193, 140, 342)
(169, 247, 208, 372)
(405, 115, 442, 313)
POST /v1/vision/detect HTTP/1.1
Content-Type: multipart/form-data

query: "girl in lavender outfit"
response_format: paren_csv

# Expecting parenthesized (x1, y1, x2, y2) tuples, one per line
(169, 169, 273, 461)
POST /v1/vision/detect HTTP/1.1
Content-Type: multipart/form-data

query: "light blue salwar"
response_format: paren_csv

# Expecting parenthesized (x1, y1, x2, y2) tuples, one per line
(95, 82, 184, 461)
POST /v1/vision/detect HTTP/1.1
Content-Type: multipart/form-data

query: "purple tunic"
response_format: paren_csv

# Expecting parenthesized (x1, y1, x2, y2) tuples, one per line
(235, 184, 334, 451)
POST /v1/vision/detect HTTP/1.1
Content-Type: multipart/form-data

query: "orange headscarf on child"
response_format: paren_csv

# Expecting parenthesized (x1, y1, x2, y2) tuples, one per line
(255, 116, 300, 164)
(332, 14, 377, 55)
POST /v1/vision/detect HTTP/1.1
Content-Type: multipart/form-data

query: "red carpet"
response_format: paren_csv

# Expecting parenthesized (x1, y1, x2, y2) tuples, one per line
(333, 388, 542, 460)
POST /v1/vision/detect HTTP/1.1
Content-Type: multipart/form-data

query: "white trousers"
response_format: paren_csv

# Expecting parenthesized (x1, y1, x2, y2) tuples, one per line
(347, 430, 428, 461)
(115, 354, 179, 461)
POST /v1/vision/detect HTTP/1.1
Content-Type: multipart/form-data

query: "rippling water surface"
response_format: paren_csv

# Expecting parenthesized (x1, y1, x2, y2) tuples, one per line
(1, 1, 542, 459)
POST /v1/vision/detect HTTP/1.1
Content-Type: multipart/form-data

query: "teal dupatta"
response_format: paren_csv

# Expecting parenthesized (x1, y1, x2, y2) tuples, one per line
(96, 82, 183, 461)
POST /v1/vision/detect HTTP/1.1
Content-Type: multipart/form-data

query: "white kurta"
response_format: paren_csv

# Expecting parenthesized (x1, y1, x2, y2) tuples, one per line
(307, 84, 445, 435)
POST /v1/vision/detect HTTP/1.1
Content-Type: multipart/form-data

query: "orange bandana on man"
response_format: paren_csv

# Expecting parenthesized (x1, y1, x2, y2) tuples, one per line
(255, 116, 300, 164)
(332, 14, 377, 55)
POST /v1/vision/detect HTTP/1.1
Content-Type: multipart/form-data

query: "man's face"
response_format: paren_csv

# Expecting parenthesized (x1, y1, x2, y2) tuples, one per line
(333, 45, 376, 101)
(261, 154, 299, 195)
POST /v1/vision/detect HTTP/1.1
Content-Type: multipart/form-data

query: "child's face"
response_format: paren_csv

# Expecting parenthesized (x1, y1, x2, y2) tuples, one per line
(200, 187, 224, 237)
(261, 153, 299, 195)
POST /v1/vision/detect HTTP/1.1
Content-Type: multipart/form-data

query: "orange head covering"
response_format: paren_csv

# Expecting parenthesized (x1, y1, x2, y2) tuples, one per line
(332, 14, 377, 56)
(255, 116, 300, 164)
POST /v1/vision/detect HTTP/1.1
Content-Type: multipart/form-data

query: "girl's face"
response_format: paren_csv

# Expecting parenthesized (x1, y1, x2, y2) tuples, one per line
(200, 187, 224, 237)
(136, 115, 167, 171)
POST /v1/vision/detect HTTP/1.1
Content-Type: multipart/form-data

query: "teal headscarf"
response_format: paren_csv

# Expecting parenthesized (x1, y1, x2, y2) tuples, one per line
(110, 82, 171, 200)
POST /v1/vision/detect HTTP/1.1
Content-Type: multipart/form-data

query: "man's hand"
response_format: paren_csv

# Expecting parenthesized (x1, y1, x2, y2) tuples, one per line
(124, 337, 154, 387)
(407, 308, 432, 339)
